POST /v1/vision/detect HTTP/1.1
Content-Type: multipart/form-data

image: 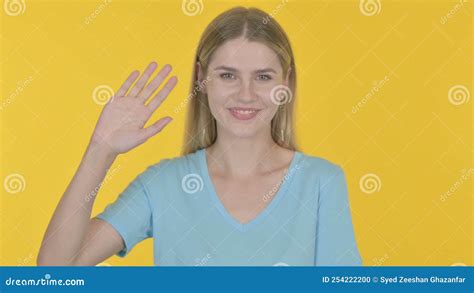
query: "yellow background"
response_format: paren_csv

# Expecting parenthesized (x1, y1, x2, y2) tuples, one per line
(1, 0, 472, 266)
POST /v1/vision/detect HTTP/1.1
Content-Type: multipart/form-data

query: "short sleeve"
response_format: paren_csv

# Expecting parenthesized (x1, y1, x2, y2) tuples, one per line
(94, 169, 153, 257)
(315, 166, 363, 266)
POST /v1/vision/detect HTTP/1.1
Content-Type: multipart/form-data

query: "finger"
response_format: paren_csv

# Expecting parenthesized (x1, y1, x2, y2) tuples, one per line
(127, 61, 158, 97)
(147, 76, 178, 112)
(116, 70, 140, 97)
(137, 64, 172, 102)
(139, 117, 173, 142)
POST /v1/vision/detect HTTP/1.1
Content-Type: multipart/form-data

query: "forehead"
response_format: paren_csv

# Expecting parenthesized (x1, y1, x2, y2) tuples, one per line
(209, 37, 282, 72)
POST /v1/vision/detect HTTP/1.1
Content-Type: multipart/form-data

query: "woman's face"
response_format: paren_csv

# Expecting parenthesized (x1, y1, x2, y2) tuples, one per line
(201, 37, 290, 139)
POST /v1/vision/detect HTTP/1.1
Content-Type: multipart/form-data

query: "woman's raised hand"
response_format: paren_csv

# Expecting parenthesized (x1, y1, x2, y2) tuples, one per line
(89, 61, 177, 156)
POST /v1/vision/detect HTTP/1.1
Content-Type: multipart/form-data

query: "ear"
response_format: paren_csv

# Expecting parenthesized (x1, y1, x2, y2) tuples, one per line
(196, 61, 203, 81)
(196, 61, 207, 94)
(284, 66, 291, 86)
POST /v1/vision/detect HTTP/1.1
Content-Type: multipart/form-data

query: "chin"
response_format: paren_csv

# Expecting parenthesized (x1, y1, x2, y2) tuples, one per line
(227, 126, 260, 139)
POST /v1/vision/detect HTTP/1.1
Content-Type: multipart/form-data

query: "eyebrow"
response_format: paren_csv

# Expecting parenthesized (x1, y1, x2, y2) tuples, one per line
(213, 66, 277, 74)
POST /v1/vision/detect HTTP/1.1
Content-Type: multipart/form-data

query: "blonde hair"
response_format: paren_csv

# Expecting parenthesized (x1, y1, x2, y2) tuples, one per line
(181, 6, 298, 156)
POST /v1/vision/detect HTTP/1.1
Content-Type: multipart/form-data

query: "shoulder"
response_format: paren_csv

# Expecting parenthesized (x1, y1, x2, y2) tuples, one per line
(298, 151, 343, 174)
(130, 150, 203, 202)
(297, 152, 345, 187)
(296, 152, 349, 203)
(138, 149, 203, 182)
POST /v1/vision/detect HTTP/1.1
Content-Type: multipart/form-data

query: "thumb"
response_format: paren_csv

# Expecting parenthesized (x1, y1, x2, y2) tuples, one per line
(140, 117, 173, 141)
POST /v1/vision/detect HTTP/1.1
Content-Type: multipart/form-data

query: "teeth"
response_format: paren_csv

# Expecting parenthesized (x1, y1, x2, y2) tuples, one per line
(231, 109, 257, 114)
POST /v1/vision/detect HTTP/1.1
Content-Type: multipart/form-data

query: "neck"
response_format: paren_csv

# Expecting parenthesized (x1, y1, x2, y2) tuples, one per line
(206, 129, 280, 178)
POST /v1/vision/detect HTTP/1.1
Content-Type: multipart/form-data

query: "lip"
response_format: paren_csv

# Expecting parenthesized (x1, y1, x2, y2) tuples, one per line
(227, 107, 261, 121)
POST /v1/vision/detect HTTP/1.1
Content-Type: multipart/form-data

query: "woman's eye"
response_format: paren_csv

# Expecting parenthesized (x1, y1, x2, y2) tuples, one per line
(257, 74, 272, 81)
(220, 73, 235, 80)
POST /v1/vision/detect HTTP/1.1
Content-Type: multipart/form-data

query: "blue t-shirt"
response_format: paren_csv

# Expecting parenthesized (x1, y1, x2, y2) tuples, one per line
(95, 148, 362, 266)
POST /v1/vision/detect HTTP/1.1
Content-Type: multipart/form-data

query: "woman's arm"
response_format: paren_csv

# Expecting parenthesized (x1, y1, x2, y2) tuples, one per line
(37, 61, 177, 266)
(37, 142, 121, 266)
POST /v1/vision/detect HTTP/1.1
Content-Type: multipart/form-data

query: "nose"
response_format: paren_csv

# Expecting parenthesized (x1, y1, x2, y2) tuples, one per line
(236, 80, 257, 103)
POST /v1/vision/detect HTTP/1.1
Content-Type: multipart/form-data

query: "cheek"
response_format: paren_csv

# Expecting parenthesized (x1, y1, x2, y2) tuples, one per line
(263, 105, 279, 122)
(254, 84, 280, 109)
(206, 89, 229, 120)
(207, 80, 237, 101)
(206, 94, 222, 118)
(259, 89, 281, 120)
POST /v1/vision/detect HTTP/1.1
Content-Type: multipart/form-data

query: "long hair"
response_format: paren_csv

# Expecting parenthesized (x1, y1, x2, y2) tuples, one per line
(181, 6, 298, 155)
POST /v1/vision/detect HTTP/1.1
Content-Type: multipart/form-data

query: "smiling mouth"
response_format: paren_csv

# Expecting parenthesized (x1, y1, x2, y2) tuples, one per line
(227, 107, 261, 120)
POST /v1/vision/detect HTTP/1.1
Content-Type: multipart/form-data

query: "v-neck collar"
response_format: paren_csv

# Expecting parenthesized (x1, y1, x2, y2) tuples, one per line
(199, 148, 301, 232)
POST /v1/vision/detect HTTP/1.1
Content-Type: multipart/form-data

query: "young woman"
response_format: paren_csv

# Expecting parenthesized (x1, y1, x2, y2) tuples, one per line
(38, 7, 362, 266)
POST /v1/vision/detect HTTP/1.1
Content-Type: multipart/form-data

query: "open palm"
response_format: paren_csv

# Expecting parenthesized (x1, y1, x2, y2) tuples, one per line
(90, 61, 177, 155)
